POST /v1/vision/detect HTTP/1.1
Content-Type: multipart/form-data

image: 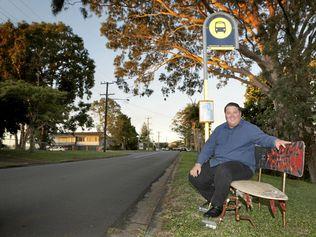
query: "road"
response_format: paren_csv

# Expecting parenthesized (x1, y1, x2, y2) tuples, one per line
(0, 151, 178, 237)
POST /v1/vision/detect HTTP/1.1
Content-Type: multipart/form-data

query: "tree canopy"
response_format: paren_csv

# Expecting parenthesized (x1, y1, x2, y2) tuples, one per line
(0, 21, 96, 150)
(140, 122, 151, 149)
(0, 80, 67, 150)
(90, 98, 138, 150)
(51, 0, 315, 96)
(0, 21, 95, 102)
(111, 114, 138, 150)
(91, 98, 122, 134)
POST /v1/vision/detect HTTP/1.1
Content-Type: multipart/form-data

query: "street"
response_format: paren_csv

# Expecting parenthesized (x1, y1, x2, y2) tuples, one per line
(0, 151, 178, 237)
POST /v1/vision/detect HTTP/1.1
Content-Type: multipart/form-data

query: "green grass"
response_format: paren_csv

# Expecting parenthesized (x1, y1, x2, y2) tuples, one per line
(158, 152, 316, 237)
(0, 149, 130, 168)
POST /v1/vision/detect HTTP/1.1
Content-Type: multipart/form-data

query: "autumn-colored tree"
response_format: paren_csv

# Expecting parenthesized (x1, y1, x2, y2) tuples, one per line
(51, 1, 316, 181)
(0, 21, 95, 149)
(51, 1, 314, 96)
(172, 103, 203, 151)
(0, 21, 95, 102)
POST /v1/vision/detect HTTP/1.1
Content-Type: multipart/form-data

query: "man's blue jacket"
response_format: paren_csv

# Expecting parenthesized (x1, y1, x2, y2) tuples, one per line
(197, 119, 276, 173)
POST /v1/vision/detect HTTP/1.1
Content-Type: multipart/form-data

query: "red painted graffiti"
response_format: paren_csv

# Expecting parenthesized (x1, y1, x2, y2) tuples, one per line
(264, 141, 305, 177)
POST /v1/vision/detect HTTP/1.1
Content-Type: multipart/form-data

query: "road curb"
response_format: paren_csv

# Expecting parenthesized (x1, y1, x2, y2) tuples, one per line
(106, 153, 180, 237)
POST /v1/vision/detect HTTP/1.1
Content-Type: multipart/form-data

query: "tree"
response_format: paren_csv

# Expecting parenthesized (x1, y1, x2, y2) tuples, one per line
(50, 1, 314, 95)
(90, 98, 122, 134)
(91, 99, 138, 149)
(0, 21, 95, 149)
(140, 122, 151, 150)
(111, 114, 138, 150)
(62, 101, 94, 148)
(51, 1, 316, 180)
(243, 72, 316, 181)
(0, 21, 95, 102)
(0, 82, 28, 140)
(172, 103, 203, 151)
(0, 80, 67, 151)
(242, 76, 275, 134)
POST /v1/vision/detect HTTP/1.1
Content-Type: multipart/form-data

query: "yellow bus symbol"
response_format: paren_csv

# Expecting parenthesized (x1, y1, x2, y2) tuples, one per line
(209, 17, 232, 39)
(215, 21, 226, 33)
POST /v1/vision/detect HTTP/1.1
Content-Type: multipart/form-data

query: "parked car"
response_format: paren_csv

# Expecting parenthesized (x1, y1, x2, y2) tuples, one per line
(48, 146, 65, 151)
(178, 147, 191, 152)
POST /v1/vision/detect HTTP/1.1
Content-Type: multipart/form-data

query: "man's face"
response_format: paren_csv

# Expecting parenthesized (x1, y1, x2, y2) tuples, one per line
(225, 106, 241, 128)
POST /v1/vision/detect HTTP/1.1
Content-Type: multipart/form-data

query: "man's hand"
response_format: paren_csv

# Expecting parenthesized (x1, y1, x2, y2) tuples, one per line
(275, 139, 291, 150)
(190, 163, 202, 177)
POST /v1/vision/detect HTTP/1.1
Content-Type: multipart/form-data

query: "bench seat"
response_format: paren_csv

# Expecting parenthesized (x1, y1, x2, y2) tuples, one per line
(231, 180, 288, 200)
(219, 141, 305, 227)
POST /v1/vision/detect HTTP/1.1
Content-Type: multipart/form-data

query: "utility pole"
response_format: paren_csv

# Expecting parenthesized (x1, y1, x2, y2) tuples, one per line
(157, 131, 160, 150)
(146, 117, 151, 150)
(101, 82, 114, 152)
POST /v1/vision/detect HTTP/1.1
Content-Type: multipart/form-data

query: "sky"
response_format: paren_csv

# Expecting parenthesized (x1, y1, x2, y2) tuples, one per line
(0, 0, 247, 142)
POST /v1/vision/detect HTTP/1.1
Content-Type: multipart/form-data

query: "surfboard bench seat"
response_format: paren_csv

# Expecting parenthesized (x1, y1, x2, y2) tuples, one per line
(219, 141, 305, 227)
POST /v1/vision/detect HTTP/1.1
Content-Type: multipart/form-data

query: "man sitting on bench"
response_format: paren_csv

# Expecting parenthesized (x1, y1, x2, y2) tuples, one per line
(188, 102, 290, 218)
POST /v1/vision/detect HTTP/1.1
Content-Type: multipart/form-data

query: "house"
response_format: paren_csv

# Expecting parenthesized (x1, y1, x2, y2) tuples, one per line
(1, 133, 16, 149)
(53, 132, 104, 151)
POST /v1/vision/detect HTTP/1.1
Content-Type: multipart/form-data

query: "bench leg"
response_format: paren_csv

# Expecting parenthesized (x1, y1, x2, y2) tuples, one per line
(235, 195, 255, 227)
(279, 201, 287, 227)
(219, 199, 228, 222)
(235, 196, 240, 221)
(245, 193, 252, 210)
(269, 199, 277, 217)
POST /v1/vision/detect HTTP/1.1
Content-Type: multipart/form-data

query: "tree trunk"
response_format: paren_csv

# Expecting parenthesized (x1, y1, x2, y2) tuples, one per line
(193, 128, 198, 151)
(308, 144, 316, 183)
(23, 125, 30, 150)
(14, 133, 19, 149)
(39, 126, 47, 150)
(19, 124, 27, 150)
(29, 126, 35, 152)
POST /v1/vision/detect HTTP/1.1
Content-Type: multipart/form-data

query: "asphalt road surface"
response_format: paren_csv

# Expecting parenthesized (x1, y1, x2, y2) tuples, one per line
(0, 151, 178, 237)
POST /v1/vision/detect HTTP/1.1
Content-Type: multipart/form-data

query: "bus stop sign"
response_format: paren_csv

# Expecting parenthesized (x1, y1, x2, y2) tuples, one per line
(203, 12, 238, 50)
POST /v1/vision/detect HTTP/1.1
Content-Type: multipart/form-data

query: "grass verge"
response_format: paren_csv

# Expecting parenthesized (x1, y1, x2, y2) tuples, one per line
(0, 149, 130, 168)
(157, 152, 316, 237)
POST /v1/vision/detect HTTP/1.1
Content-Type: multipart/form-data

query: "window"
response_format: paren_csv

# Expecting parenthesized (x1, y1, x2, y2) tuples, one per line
(77, 137, 85, 142)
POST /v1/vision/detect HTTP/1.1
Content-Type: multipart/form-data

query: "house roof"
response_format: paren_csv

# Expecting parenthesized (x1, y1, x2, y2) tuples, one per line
(54, 132, 103, 137)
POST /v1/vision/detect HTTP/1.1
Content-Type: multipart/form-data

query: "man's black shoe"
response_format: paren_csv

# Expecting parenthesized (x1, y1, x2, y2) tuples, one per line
(203, 206, 223, 218)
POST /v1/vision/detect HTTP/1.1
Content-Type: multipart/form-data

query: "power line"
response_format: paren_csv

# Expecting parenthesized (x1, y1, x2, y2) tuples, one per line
(7, 0, 34, 20)
(126, 102, 173, 119)
(18, 0, 43, 21)
(0, 6, 18, 21)
(0, 15, 5, 22)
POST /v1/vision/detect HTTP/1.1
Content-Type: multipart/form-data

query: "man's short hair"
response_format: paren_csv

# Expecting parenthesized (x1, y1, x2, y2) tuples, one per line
(224, 102, 242, 112)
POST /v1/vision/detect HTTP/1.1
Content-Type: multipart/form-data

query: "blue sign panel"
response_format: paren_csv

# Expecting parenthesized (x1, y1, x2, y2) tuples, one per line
(203, 12, 238, 50)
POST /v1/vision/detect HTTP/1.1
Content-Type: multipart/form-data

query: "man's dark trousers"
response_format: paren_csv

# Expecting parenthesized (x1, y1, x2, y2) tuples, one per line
(188, 160, 253, 207)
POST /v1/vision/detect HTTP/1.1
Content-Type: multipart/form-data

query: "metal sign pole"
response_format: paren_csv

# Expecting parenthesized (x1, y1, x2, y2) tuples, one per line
(201, 12, 238, 142)
(203, 17, 211, 142)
